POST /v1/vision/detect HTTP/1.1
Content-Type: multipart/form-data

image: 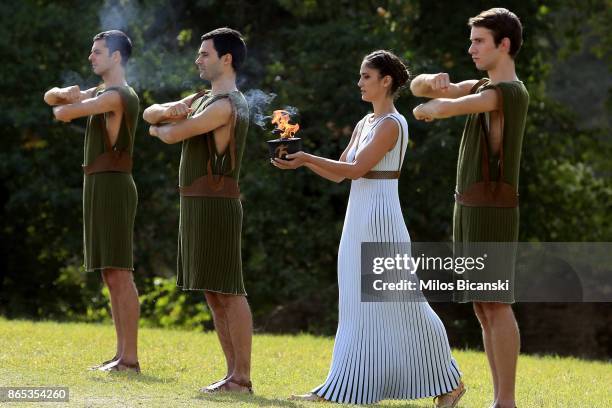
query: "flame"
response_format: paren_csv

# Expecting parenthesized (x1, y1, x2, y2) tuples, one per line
(271, 110, 300, 139)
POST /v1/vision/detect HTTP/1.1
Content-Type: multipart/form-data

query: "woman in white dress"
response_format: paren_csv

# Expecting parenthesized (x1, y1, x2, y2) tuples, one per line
(272, 50, 465, 407)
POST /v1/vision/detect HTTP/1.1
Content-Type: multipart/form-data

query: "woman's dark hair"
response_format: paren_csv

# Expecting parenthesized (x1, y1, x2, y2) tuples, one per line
(363, 50, 410, 96)
(201, 27, 247, 72)
(93, 30, 132, 66)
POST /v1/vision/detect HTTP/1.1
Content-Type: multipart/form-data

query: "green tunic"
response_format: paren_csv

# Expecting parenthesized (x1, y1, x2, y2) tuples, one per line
(176, 90, 250, 293)
(453, 80, 529, 302)
(83, 85, 139, 272)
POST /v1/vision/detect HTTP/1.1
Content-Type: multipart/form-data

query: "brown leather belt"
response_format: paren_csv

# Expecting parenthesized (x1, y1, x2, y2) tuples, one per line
(179, 175, 240, 198)
(82, 151, 133, 175)
(362, 171, 400, 179)
(455, 186, 518, 208)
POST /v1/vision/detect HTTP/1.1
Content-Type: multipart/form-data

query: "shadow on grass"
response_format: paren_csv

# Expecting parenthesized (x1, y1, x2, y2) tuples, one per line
(89, 372, 177, 384)
(195, 393, 305, 407)
(195, 393, 427, 407)
(378, 402, 433, 408)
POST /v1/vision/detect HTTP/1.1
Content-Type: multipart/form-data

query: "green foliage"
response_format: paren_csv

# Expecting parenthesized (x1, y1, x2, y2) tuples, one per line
(0, 0, 610, 343)
(139, 277, 212, 330)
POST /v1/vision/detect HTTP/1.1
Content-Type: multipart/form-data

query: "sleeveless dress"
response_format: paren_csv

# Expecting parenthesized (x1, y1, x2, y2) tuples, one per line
(176, 90, 250, 294)
(312, 113, 461, 404)
(83, 85, 139, 272)
(453, 80, 529, 303)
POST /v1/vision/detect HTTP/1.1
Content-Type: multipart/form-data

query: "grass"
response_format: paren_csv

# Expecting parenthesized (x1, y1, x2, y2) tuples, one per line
(0, 318, 610, 407)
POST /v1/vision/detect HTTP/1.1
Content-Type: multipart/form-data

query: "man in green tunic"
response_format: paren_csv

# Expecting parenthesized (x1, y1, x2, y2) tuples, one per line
(144, 28, 253, 394)
(411, 8, 528, 408)
(43, 30, 141, 373)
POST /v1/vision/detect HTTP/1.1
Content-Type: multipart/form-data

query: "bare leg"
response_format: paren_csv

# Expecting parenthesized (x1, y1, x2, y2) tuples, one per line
(102, 270, 122, 361)
(220, 294, 252, 387)
(474, 302, 499, 402)
(104, 269, 140, 366)
(478, 303, 519, 408)
(205, 291, 235, 378)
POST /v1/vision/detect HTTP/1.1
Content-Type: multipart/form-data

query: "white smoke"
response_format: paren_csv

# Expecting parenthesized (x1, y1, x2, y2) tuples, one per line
(245, 89, 276, 128)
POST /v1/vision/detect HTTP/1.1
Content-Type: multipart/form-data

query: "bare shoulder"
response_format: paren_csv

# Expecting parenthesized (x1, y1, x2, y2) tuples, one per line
(374, 116, 400, 141)
(190, 96, 232, 123)
(94, 88, 123, 109)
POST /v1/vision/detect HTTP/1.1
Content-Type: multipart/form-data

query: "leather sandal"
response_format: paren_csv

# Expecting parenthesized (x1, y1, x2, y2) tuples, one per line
(288, 392, 327, 402)
(201, 377, 253, 394)
(199, 377, 229, 393)
(88, 356, 118, 371)
(98, 360, 141, 374)
(433, 380, 466, 408)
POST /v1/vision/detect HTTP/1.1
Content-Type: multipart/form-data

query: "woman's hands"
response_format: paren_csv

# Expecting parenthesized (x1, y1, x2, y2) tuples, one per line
(270, 151, 308, 169)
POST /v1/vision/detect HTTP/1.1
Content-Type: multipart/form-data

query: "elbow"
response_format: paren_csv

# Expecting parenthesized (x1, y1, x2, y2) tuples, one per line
(159, 128, 180, 144)
(52, 106, 71, 122)
(410, 82, 424, 97)
(142, 108, 155, 124)
(347, 167, 365, 180)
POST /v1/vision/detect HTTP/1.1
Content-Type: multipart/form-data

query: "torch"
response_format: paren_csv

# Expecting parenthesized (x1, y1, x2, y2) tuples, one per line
(267, 110, 302, 160)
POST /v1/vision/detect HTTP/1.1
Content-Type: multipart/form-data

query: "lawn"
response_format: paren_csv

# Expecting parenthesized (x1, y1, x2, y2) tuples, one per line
(0, 319, 609, 407)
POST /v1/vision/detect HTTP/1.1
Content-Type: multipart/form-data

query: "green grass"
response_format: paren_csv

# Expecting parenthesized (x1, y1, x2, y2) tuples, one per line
(0, 318, 610, 407)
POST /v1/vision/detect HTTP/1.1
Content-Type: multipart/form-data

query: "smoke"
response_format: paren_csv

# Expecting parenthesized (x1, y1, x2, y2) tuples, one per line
(245, 89, 276, 129)
(99, 0, 138, 31)
(244, 89, 302, 132)
(281, 105, 300, 118)
(61, 70, 91, 88)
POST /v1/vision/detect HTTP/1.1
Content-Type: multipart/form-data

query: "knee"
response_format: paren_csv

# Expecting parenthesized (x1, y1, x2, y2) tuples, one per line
(205, 292, 224, 312)
(103, 269, 132, 292)
(478, 302, 510, 326)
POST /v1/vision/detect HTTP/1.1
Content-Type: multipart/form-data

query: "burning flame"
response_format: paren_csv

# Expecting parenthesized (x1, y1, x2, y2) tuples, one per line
(271, 110, 300, 139)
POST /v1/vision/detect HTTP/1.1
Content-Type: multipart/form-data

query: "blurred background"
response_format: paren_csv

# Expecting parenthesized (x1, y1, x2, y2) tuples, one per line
(1, 0, 610, 358)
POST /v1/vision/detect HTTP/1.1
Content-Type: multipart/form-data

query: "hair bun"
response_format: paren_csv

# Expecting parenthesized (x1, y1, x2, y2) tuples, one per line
(364, 50, 411, 96)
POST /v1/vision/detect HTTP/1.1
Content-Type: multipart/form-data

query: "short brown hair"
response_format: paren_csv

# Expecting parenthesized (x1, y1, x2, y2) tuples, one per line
(93, 30, 132, 66)
(468, 8, 523, 58)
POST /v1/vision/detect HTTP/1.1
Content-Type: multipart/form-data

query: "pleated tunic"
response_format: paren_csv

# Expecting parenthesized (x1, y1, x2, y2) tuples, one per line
(83, 85, 139, 272)
(453, 80, 529, 303)
(176, 91, 249, 294)
(313, 113, 461, 404)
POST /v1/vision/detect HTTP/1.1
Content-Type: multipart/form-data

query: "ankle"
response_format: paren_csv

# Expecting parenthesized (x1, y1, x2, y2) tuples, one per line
(230, 374, 250, 383)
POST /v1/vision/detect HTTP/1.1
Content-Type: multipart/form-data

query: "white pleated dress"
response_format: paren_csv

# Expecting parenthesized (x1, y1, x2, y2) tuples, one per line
(312, 113, 461, 404)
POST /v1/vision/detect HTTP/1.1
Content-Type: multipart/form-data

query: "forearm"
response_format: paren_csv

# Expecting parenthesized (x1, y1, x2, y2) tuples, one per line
(424, 99, 455, 119)
(304, 162, 345, 183)
(150, 124, 180, 144)
(143, 105, 170, 124)
(410, 74, 436, 97)
(52, 103, 80, 122)
(44, 87, 69, 106)
(304, 153, 363, 180)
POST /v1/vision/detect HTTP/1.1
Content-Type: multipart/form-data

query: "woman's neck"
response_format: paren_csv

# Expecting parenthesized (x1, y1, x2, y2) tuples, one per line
(371, 97, 395, 118)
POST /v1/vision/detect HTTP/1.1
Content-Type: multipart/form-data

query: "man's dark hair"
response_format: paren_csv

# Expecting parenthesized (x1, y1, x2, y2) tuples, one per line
(201, 28, 247, 72)
(468, 8, 523, 58)
(93, 30, 133, 66)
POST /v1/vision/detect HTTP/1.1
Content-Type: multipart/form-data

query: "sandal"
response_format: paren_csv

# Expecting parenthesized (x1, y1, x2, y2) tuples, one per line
(199, 377, 229, 393)
(289, 392, 326, 402)
(433, 381, 466, 408)
(201, 377, 253, 394)
(88, 356, 118, 371)
(98, 360, 141, 374)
